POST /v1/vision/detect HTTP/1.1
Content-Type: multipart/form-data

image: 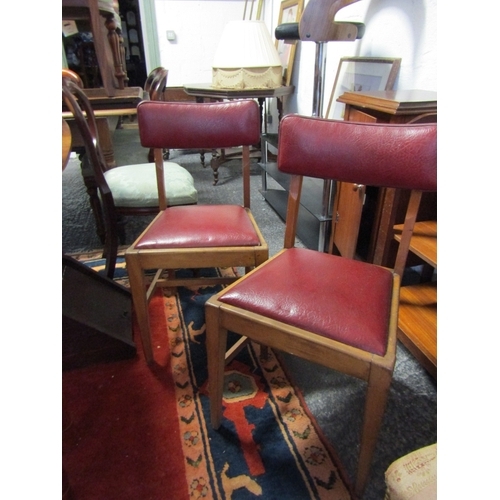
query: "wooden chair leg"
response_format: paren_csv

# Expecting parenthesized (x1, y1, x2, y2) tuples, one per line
(125, 257, 154, 363)
(104, 246, 118, 280)
(104, 227, 119, 280)
(206, 303, 228, 429)
(355, 363, 393, 497)
(260, 345, 270, 361)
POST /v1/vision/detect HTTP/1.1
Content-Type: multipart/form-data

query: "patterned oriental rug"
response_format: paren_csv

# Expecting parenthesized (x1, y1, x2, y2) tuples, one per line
(62, 255, 354, 500)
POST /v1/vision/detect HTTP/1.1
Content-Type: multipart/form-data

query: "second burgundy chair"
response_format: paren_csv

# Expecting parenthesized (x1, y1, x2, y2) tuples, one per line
(125, 100, 269, 364)
(205, 116, 437, 498)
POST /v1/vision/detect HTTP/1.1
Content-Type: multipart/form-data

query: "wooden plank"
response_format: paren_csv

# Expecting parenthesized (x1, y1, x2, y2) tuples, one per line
(338, 90, 437, 115)
(397, 282, 437, 378)
(394, 220, 437, 268)
(163, 86, 197, 102)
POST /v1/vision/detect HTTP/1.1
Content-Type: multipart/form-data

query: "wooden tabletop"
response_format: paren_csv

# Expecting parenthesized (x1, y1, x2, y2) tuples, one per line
(62, 119, 72, 170)
(183, 83, 294, 100)
(62, 107, 139, 119)
(62, 86, 144, 119)
(337, 89, 437, 115)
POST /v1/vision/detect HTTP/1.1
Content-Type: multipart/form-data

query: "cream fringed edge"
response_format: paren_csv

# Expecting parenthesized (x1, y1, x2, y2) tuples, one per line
(212, 66, 282, 90)
(384, 443, 437, 500)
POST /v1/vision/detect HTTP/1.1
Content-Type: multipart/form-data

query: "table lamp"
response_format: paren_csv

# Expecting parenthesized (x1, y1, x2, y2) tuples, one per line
(212, 20, 282, 89)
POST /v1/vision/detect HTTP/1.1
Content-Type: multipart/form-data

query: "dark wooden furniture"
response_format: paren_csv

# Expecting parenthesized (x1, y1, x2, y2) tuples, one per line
(62, 0, 127, 95)
(62, 119, 72, 170)
(183, 83, 294, 184)
(125, 100, 269, 364)
(63, 79, 197, 278)
(330, 90, 438, 378)
(205, 116, 436, 498)
(62, 86, 144, 168)
(392, 192, 437, 378)
(183, 83, 294, 122)
(62, 254, 135, 371)
(331, 89, 437, 263)
(61, 112, 135, 371)
(62, 85, 144, 243)
(144, 67, 169, 102)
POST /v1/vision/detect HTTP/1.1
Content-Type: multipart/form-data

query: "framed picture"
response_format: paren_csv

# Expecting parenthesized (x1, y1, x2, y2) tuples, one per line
(275, 0, 304, 86)
(325, 57, 401, 119)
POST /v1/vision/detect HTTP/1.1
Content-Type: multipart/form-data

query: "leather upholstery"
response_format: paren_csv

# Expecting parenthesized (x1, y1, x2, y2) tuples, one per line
(134, 205, 262, 249)
(137, 100, 261, 150)
(277, 116, 437, 192)
(219, 247, 394, 356)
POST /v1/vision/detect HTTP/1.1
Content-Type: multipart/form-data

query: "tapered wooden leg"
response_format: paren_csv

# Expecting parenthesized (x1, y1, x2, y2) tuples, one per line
(205, 301, 228, 429)
(355, 363, 393, 498)
(125, 254, 154, 363)
(260, 345, 269, 361)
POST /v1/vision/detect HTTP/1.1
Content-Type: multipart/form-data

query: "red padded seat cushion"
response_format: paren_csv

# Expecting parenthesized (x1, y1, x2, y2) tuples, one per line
(134, 205, 262, 249)
(219, 248, 394, 356)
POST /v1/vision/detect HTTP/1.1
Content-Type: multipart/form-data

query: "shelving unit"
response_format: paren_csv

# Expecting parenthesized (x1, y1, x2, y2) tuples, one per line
(393, 219, 437, 378)
(259, 133, 334, 251)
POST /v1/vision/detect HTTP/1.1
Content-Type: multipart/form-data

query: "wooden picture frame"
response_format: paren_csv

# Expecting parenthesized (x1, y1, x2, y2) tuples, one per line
(275, 0, 304, 86)
(325, 57, 401, 119)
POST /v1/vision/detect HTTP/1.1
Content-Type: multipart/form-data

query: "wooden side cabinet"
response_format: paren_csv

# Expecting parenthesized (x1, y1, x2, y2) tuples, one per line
(330, 89, 437, 265)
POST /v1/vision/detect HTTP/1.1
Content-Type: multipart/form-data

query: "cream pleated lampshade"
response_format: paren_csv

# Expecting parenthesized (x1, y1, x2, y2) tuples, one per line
(212, 20, 283, 90)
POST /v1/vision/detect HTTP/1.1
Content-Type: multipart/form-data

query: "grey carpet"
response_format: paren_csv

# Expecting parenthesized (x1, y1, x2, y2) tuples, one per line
(62, 123, 437, 500)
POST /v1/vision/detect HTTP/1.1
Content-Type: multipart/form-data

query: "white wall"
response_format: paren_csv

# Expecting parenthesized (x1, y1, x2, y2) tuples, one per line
(287, 0, 437, 117)
(147, 0, 437, 119)
(151, 0, 249, 85)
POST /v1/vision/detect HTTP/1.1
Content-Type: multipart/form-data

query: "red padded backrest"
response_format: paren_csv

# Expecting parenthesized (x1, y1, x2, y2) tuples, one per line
(277, 115, 437, 192)
(137, 100, 261, 150)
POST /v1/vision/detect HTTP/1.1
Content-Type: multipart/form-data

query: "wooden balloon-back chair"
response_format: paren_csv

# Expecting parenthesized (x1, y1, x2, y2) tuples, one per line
(62, 78, 198, 278)
(205, 116, 437, 498)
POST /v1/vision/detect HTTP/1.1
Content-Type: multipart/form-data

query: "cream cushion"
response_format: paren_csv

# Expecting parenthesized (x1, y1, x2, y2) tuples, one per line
(384, 443, 437, 500)
(104, 161, 198, 208)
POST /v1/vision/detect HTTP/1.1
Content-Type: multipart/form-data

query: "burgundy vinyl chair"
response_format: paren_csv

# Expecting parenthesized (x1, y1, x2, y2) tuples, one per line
(125, 100, 269, 364)
(206, 116, 437, 498)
